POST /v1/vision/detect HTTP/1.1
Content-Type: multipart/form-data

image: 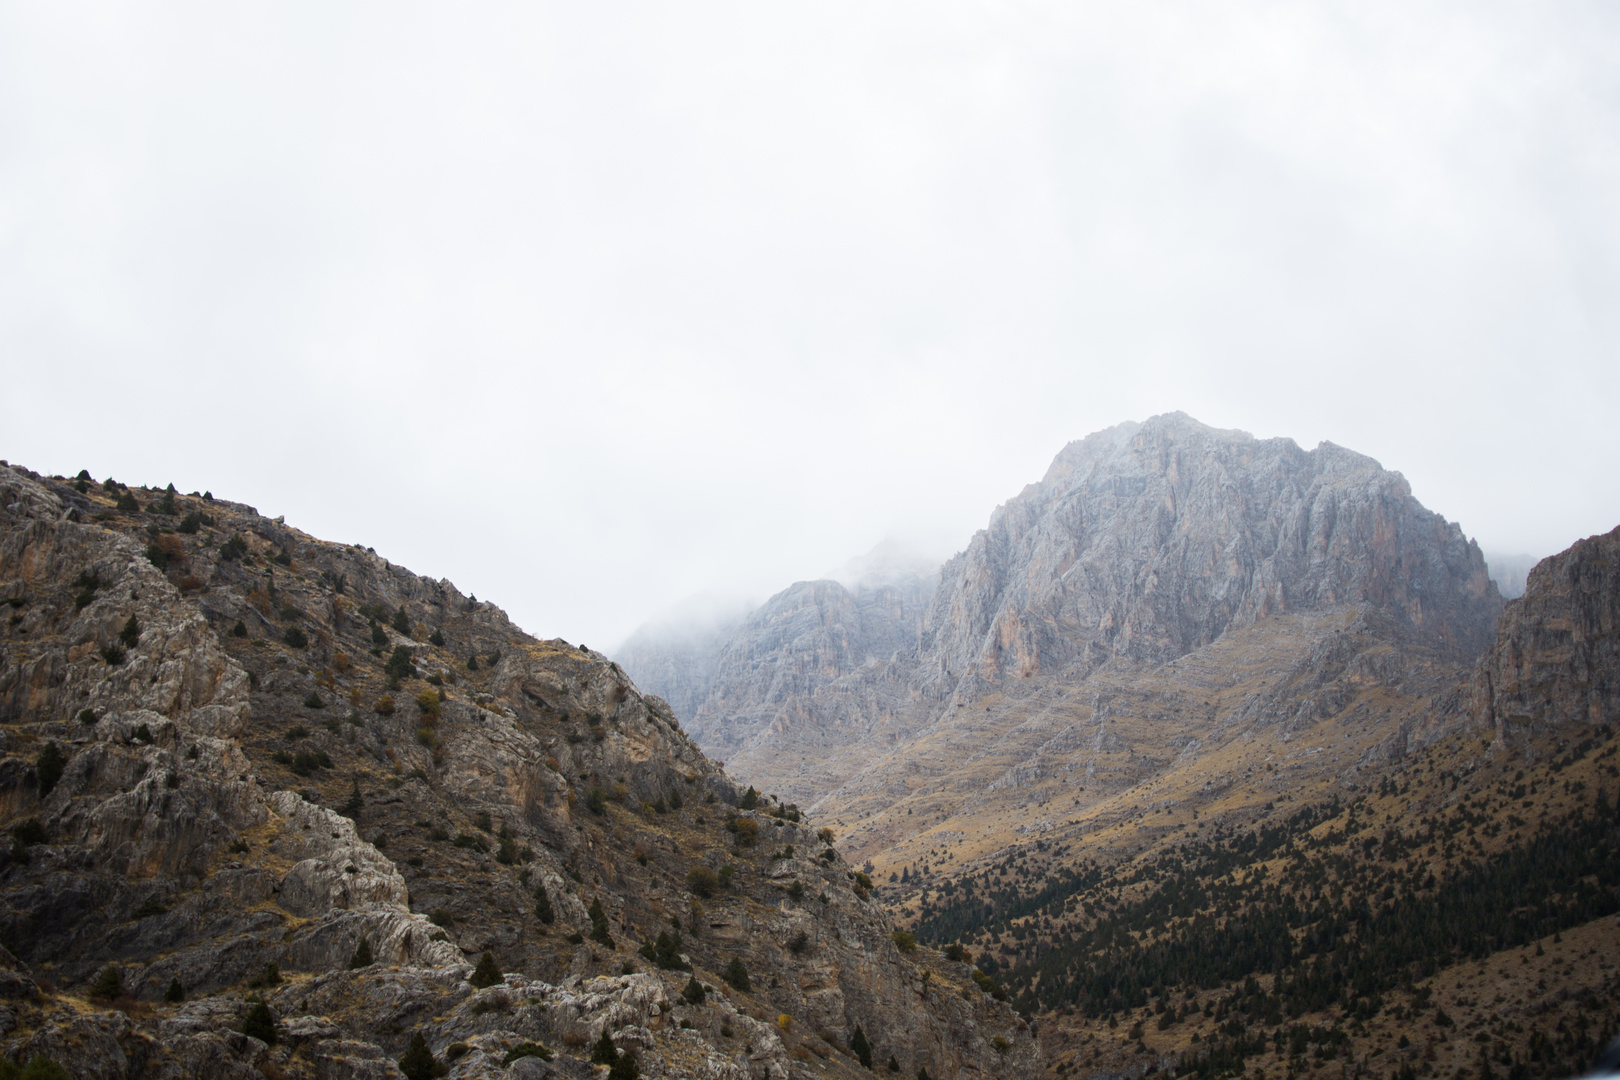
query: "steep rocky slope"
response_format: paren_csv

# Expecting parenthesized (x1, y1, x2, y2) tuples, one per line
(0, 462, 1038, 1079)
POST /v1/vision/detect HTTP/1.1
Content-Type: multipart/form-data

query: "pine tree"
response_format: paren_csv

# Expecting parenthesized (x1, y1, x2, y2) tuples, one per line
(608, 1050, 640, 1080)
(35, 742, 64, 798)
(343, 779, 364, 819)
(588, 898, 615, 947)
(392, 606, 411, 634)
(591, 1030, 619, 1066)
(349, 937, 374, 969)
(682, 976, 707, 1004)
(469, 951, 501, 988)
(398, 1033, 437, 1080)
(118, 615, 140, 648)
(739, 786, 759, 810)
(723, 957, 751, 992)
(242, 1001, 277, 1044)
(850, 1025, 873, 1069)
(165, 977, 184, 1003)
(88, 965, 122, 1000)
(534, 888, 555, 924)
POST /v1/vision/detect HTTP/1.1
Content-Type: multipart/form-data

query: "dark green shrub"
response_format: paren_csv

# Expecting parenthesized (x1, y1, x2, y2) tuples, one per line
(36, 743, 64, 797)
(534, 888, 555, 924)
(284, 724, 309, 739)
(942, 943, 969, 963)
(717, 864, 735, 888)
(786, 879, 804, 900)
(591, 1030, 618, 1066)
(13, 820, 45, 847)
(77, 708, 97, 724)
(585, 787, 607, 815)
(118, 614, 140, 648)
(133, 898, 168, 918)
(722, 958, 751, 993)
(788, 931, 809, 954)
(88, 965, 123, 1000)
(397, 1033, 436, 1080)
(917, 1068, 932, 1080)
(469, 950, 501, 988)
(289, 750, 331, 775)
(303, 691, 324, 709)
(155, 489, 177, 515)
(349, 937, 373, 969)
(681, 975, 706, 1003)
(370, 620, 388, 645)
(116, 492, 140, 513)
(384, 646, 415, 680)
(640, 929, 689, 970)
(219, 536, 247, 560)
(0, 1057, 71, 1080)
(889, 1056, 901, 1072)
(474, 811, 492, 831)
(165, 977, 184, 1003)
(502, 1044, 552, 1066)
(428, 628, 444, 646)
(391, 607, 411, 634)
(177, 511, 203, 534)
(686, 866, 718, 898)
(739, 786, 759, 810)
(466, 654, 478, 671)
(850, 1025, 873, 1069)
(283, 625, 308, 649)
(230, 620, 247, 637)
(271, 550, 291, 567)
(100, 642, 126, 666)
(891, 930, 916, 953)
(607, 1051, 640, 1080)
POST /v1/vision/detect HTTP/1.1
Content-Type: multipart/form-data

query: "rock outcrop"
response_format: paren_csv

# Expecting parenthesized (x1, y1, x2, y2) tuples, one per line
(0, 463, 1037, 1079)
(1475, 524, 1620, 741)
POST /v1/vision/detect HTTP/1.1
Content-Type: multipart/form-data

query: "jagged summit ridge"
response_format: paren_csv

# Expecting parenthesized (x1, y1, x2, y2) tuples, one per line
(917, 412, 1499, 698)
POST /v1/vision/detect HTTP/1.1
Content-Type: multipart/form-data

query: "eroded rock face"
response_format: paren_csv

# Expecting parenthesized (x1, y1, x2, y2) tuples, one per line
(1475, 524, 1620, 741)
(624, 414, 1504, 817)
(916, 413, 1499, 691)
(0, 463, 1037, 1080)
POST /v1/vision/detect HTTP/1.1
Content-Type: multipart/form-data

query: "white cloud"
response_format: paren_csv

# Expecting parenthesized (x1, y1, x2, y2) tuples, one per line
(3, 1, 1617, 648)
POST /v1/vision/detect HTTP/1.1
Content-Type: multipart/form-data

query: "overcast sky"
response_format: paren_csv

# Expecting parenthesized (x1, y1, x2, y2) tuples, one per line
(3, 2, 1618, 648)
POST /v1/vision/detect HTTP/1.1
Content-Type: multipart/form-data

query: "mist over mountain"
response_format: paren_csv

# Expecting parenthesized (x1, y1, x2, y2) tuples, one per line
(1483, 551, 1542, 599)
(620, 413, 1502, 804)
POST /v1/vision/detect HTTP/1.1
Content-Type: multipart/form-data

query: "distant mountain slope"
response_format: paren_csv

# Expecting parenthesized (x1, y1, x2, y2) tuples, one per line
(620, 415, 1503, 842)
(0, 462, 1037, 1080)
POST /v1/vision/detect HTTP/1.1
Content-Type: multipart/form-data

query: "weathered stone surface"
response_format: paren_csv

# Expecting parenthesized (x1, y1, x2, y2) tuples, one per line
(0, 463, 1037, 1080)
(1474, 524, 1620, 741)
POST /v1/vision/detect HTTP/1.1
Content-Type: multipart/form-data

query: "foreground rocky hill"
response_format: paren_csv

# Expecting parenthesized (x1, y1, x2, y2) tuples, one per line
(0, 462, 1038, 1079)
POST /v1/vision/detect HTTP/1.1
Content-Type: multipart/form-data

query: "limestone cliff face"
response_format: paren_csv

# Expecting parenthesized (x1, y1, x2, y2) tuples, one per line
(1475, 524, 1620, 740)
(915, 414, 1499, 698)
(0, 464, 1036, 1080)
(672, 575, 935, 768)
(631, 415, 1503, 815)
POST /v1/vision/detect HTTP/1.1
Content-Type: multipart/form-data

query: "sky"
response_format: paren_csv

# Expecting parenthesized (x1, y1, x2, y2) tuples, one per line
(3, 2, 1618, 649)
